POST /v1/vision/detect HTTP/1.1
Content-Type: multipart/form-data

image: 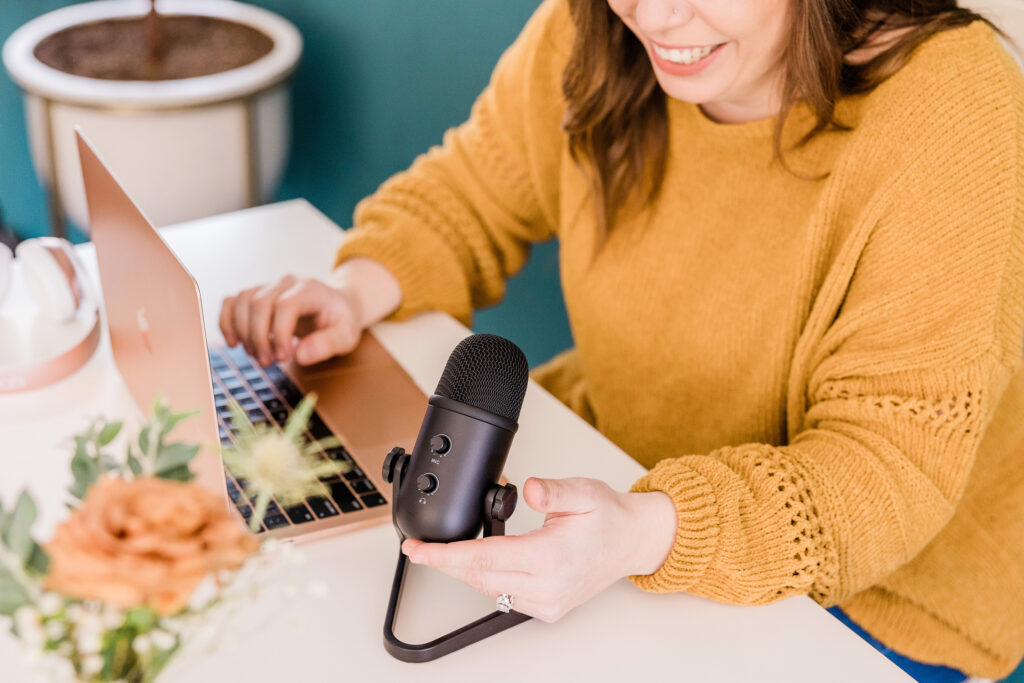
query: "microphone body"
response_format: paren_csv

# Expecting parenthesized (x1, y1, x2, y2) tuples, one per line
(395, 395, 516, 542)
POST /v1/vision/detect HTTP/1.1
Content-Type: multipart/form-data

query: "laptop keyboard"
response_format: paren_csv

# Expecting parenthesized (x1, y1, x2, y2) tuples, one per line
(208, 345, 387, 533)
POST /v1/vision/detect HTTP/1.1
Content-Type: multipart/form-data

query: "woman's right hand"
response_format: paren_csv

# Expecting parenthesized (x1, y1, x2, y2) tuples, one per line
(218, 257, 402, 367)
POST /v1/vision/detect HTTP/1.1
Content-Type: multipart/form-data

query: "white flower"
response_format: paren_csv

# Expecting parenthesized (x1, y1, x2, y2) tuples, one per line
(74, 614, 104, 655)
(38, 653, 76, 683)
(38, 593, 63, 617)
(150, 629, 176, 651)
(14, 606, 44, 651)
(132, 634, 152, 654)
(101, 605, 124, 630)
(81, 653, 103, 676)
(57, 641, 73, 657)
(43, 619, 65, 641)
(64, 604, 83, 623)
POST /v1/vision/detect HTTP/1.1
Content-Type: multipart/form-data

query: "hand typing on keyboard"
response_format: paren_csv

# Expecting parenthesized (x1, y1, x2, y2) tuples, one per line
(218, 257, 402, 367)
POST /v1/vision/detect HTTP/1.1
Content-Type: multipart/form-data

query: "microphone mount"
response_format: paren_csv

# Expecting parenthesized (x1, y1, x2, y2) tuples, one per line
(381, 446, 531, 662)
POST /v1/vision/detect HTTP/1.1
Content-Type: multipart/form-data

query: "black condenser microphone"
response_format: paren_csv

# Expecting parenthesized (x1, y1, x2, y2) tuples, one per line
(394, 333, 528, 542)
(381, 333, 532, 662)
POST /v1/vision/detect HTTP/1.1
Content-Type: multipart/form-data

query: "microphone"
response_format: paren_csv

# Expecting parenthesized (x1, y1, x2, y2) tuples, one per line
(393, 333, 529, 543)
(381, 333, 532, 662)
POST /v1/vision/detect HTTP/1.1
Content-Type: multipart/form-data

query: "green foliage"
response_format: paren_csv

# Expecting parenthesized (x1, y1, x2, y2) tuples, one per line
(0, 490, 46, 616)
(67, 398, 200, 504)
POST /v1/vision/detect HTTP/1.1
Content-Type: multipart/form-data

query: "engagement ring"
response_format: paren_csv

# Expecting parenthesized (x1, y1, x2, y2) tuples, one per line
(496, 593, 514, 613)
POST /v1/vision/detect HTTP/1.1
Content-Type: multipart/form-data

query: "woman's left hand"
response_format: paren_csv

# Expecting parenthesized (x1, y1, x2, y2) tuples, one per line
(401, 477, 678, 623)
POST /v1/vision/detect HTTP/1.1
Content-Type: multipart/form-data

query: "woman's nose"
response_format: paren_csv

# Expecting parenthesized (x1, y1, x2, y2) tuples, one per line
(634, 0, 694, 35)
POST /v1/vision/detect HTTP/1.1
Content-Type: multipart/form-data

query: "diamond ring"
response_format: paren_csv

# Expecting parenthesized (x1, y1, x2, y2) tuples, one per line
(496, 593, 514, 613)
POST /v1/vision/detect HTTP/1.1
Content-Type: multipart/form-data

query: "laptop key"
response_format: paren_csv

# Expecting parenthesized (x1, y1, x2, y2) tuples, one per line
(255, 387, 276, 401)
(270, 409, 289, 425)
(306, 496, 339, 518)
(262, 513, 290, 530)
(351, 479, 376, 494)
(284, 504, 315, 525)
(360, 493, 387, 508)
(323, 447, 350, 462)
(263, 398, 285, 412)
(305, 413, 330, 438)
(344, 467, 365, 482)
(229, 386, 250, 399)
(328, 482, 363, 513)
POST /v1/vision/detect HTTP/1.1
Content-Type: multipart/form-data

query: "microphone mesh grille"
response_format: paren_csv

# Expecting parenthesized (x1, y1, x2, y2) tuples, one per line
(434, 334, 529, 423)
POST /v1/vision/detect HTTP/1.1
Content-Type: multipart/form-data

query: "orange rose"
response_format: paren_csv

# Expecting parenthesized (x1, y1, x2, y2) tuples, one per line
(45, 476, 258, 615)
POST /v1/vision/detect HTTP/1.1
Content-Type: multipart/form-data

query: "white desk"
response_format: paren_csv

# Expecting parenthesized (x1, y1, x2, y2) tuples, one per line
(0, 200, 911, 682)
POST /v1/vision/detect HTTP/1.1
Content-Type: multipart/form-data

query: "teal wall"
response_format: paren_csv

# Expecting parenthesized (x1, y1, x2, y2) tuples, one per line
(0, 0, 574, 367)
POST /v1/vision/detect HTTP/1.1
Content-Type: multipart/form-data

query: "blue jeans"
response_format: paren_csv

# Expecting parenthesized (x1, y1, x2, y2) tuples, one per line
(827, 607, 969, 683)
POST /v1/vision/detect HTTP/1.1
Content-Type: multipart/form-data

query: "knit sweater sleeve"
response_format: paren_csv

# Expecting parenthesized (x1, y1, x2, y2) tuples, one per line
(630, 41, 1024, 605)
(332, 0, 570, 326)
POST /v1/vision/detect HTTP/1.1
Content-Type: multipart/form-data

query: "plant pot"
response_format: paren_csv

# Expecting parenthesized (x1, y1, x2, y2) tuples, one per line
(2, 0, 302, 236)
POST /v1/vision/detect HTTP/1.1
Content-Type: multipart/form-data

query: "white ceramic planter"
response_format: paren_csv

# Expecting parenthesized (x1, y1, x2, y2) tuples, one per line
(2, 0, 302, 234)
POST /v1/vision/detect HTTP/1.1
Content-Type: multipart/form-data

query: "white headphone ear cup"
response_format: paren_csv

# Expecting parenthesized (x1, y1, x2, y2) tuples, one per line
(15, 239, 78, 323)
(0, 243, 12, 306)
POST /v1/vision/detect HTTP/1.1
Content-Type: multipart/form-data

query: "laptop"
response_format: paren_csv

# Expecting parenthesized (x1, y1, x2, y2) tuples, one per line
(75, 129, 427, 542)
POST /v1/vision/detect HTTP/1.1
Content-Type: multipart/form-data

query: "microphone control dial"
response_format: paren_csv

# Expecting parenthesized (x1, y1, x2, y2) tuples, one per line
(416, 473, 439, 495)
(429, 434, 451, 455)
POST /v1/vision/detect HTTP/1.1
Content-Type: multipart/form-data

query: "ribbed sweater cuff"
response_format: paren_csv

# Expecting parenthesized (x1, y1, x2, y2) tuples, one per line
(334, 221, 473, 326)
(628, 464, 719, 593)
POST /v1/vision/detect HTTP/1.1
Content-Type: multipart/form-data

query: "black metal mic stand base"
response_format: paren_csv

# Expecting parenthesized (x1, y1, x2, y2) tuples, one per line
(381, 447, 532, 663)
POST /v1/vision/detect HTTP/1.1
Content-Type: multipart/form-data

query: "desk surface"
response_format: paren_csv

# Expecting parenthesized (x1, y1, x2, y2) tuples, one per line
(0, 200, 911, 682)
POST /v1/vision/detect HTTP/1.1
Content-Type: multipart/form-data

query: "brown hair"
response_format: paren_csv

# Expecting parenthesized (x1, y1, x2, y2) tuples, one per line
(561, 1, 1007, 235)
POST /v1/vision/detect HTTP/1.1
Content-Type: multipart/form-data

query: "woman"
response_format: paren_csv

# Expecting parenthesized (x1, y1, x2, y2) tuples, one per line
(219, 0, 1024, 679)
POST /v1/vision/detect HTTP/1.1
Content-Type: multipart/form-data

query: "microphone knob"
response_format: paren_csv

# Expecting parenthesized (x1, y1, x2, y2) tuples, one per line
(429, 434, 451, 455)
(416, 473, 439, 494)
(490, 484, 518, 522)
(382, 447, 407, 484)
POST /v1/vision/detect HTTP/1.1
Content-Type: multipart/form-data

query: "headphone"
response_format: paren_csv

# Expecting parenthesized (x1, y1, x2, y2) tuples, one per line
(0, 237, 101, 394)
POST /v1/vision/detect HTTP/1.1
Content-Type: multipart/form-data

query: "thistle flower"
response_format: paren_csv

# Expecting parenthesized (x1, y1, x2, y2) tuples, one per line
(221, 394, 349, 532)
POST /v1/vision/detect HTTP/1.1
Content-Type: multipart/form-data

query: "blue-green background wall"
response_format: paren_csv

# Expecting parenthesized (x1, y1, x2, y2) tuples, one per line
(0, 0, 573, 367)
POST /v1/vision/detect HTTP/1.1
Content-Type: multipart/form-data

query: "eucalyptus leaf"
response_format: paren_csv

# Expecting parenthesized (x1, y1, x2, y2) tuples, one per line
(138, 427, 150, 456)
(68, 479, 88, 501)
(159, 410, 199, 437)
(154, 443, 199, 475)
(25, 544, 49, 577)
(4, 491, 37, 562)
(127, 453, 143, 476)
(98, 421, 123, 446)
(158, 465, 193, 483)
(0, 573, 31, 616)
(153, 398, 171, 424)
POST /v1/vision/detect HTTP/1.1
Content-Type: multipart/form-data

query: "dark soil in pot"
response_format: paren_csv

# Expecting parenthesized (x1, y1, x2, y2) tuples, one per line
(34, 15, 274, 81)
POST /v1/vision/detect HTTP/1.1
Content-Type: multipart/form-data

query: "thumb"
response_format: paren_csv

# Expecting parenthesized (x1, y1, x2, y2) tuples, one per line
(294, 322, 360, 365)
(523, 477, 598, 515)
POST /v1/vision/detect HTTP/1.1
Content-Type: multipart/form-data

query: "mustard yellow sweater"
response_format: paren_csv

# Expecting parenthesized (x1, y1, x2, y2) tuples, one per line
(335, 0, 1024, 676)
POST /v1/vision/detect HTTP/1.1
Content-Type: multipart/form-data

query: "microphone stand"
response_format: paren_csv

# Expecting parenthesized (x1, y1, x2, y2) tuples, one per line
(381, 447, 532, 663)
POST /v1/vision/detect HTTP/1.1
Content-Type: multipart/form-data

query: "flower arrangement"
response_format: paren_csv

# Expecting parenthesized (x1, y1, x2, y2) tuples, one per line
(0, 396, 347, 682)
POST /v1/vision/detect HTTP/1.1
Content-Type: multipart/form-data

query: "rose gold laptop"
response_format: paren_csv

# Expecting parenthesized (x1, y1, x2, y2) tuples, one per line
(76, 129, 426, 542)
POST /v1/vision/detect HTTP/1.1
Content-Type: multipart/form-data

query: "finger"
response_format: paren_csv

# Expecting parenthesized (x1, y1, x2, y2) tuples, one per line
(523, 477, 602, 515)
(294, 321, 361, 365)
(271, 282, 329, 363)
(219, 296, 238, 347)
(402, 535, 530, 574)
(248, 276, 295, 366)
(232, 289, 256, 357)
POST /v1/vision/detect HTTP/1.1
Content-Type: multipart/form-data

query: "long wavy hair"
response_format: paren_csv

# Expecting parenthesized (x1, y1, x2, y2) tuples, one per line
(562, 1, 1006, 234)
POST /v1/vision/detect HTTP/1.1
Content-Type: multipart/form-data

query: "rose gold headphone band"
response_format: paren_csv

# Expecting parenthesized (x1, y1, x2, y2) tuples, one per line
(43, 242, 84, 309)
(0, 240, 100, 393)
(0, 309, 101, 394)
